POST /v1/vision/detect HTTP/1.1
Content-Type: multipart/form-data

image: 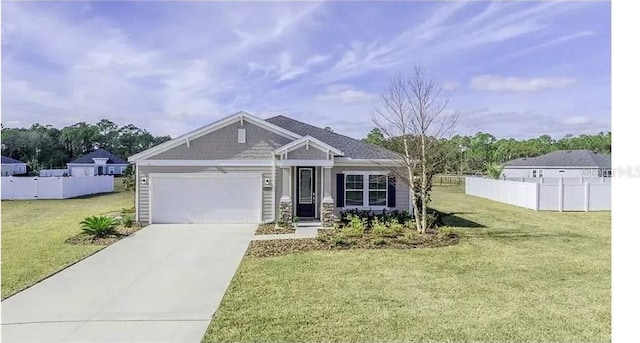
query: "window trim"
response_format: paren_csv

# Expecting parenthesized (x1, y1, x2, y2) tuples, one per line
(343, 171, 389, 209)
(108, 167, 115, 175)
(532, 170, 537, 178)
(238, 128, 246, 144)
(121, 166, 127, 173)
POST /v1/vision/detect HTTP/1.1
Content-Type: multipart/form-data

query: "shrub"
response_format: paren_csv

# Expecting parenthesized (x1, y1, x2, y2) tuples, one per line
(371, 218, 402, 238)
(341, 215, 365, 237)
(277, 220, 291, 229)
(80, 216, 117, 238)
(120, 214, 134, 228)
(332, 233, 355, 247)
(317, 233, 329, 243)
(438, 226, 454, 238)
(373, 238, 387, 246)
(423, 212, 438, 230)
(121, 207, 135, 214)
(406, 220, 417, 231)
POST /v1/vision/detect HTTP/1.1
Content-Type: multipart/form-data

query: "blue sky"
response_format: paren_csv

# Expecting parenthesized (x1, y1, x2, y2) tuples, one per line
(1, 1, 611, 140)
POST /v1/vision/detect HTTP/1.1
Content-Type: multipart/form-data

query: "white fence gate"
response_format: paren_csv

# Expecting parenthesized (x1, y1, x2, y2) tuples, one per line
(1, 176, 114, 200)
(465, 177, 610, 212)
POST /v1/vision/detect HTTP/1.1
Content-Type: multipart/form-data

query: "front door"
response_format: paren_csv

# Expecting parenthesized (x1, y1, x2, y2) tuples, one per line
(296, 167, 315, 218)
(97, 166, 104, 175)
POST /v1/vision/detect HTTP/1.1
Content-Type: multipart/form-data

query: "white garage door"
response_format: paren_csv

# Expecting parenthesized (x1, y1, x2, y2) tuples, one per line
(71, 167, 94, 177)
(150, 173, 262, 224)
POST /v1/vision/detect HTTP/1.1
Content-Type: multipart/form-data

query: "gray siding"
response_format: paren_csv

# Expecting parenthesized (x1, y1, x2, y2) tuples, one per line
(137, 165, 275, 223)
(331, 166, 411, 215)
(286, 145, 328, 160)
(150, 121, 292, 160)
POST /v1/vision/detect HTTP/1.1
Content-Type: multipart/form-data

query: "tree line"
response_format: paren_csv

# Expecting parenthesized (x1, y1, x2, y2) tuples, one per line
(1, 120, 171, 171)
(363, 128, 611, 174)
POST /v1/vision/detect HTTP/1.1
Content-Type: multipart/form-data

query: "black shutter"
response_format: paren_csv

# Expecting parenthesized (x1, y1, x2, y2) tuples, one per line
(336, 173, 345, 207)
(388, 174, 396, 208)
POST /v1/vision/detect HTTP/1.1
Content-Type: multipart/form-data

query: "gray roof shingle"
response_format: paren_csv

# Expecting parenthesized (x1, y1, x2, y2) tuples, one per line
(265, 115, 401, 159)
(505, 150, 610, 168)
(68, 149, 128, 164)
(1, 156, 26, 164)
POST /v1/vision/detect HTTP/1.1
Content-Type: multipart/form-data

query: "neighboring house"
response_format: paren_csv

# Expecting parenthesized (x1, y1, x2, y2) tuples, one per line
(128, 111, 410, 226)
(502, 150, 612, 179)
(67, 149, 129, 177)
(1, 156, 28, 177)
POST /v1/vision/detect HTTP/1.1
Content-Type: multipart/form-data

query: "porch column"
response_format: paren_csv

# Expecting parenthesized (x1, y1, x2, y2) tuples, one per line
(321, 167, 334, 227)
(279, 167, 292, 222)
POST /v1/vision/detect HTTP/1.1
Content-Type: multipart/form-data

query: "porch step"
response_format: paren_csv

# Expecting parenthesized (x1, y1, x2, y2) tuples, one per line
(296, 221, 322, 228)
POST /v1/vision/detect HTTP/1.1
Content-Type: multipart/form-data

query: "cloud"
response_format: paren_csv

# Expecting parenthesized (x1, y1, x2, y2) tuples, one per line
(502, 30, 595, 61)
(316, 85, 377, 104)
(442, 81, 461, 91)
(469, 75, 577, 91)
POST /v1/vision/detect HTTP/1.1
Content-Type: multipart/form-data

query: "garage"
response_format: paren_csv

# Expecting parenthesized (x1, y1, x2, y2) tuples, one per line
(71, 167, 94, 177)
(149, 173, 262, 224)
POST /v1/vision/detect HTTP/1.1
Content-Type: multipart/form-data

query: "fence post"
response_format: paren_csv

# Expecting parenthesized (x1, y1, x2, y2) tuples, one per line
(558, 177, 564, 212)
(584, 182, 590, 212)
(535, 182, 540, 211)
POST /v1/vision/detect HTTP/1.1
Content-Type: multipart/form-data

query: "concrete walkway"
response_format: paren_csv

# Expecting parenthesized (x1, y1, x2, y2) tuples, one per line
(252, 226, 319, 241)
(1, 224, 256, 343)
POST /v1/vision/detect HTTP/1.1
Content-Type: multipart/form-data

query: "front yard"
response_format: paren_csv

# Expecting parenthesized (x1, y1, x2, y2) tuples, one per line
(1, 180, 133, 299)
(204, 185, 610, 342)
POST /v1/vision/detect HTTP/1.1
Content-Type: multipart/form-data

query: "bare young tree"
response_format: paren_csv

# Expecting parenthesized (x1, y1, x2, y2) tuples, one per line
(373, 66, 458, 234)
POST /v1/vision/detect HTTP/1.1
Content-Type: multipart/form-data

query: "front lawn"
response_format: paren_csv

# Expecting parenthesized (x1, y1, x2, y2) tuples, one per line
(1, 180, 133, 299)
(204, 185, 610, 342)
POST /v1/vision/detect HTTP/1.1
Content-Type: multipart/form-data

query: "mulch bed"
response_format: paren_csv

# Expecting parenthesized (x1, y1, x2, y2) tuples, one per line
(246, 229, 459, 258)
(255, 223, 296, 235)
(65, 225, 143, 246)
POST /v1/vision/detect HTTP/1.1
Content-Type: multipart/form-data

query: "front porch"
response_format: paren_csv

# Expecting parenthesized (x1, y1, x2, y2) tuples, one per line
(275, 136, 341, 227)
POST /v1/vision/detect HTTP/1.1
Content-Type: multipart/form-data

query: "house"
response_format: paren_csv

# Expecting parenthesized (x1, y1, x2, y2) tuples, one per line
(502, 150, 611, 179)
(128, 111, 410, 226)
(67, 148, 129, 177)
(1, 156, 28, 176)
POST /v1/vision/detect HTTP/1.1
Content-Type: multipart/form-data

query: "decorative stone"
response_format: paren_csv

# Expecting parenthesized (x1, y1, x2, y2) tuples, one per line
(321, 199, 334, 227)
(279, 198, 292, 223)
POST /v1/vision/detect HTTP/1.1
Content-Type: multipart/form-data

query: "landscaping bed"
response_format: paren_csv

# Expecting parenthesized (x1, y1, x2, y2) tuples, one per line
(65, 225, 143, 245)
(255, 222, 295, 235)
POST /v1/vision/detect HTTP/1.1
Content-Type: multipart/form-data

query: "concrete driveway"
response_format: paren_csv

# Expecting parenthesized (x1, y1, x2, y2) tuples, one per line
(1, 224, 256, 343)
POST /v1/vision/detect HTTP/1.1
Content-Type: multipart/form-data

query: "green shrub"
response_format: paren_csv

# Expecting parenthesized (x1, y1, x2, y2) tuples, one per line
(80, 216, 117, 238)
(423, 212, 438, 230)
(406, 220, 417, 231)
(317, 233, 329, 243)
(438, 226, 454, 238)
(341, 215, 365, 237)
(371, 218, 403, 238)
(332, 233, 355, 247)
(120, 214, 135, 228)
(373, 238, 387, 246)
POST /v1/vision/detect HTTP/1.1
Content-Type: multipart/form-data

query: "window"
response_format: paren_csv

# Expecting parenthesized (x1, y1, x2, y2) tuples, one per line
(108, 167, 114, 175)
(532, 170, 537, 178)
(368, 175, 387, 206)
(344, 172, 388, 208)
(345, 174, 364, 206)
(605, 169, 612, 177)
(538, 169, 543, 178)
(121, 166, 127, 174)
(238, 129, 246, 143)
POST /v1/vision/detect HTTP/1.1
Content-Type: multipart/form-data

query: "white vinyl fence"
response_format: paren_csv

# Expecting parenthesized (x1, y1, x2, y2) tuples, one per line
(466, 177, 610, 212)
(1, 176, 114, 200)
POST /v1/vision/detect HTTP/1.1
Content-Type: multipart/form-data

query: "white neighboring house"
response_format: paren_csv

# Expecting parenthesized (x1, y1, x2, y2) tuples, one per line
(67, 148, 129, 177)
(502, 150, 611, 179)
(1, 156, 28, 177)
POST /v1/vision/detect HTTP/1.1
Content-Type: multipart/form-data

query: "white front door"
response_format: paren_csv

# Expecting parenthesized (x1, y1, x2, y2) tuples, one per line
(149, 173, 262, 224)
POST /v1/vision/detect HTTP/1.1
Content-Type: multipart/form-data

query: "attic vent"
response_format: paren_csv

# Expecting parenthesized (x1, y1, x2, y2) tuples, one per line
(567, 150, 572, 153)
(238, 129, 246, 144)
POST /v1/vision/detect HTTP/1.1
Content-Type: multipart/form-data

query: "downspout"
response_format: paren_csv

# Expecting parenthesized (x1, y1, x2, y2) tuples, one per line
(272, 152, 277, 223)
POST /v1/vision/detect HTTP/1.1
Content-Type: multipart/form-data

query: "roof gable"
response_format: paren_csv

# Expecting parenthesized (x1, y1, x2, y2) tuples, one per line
(265, 115, 401, 160)
(128, 111, 301, 161)
(274, 135, 343, 157)
(1, 156, 26, 164)
(68, 149, 128, 164)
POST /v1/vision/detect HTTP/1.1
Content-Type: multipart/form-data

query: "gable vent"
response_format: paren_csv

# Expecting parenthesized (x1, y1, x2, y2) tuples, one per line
(238, 129, 246, 143)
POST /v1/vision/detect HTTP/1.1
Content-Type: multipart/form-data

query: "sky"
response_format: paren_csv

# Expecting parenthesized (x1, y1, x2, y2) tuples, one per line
(1, 1, 611, 140)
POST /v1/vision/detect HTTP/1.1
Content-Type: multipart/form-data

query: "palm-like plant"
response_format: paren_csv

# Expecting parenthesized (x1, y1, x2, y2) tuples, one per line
(80, 216, 117, 238)
(485, 162, 504, 179)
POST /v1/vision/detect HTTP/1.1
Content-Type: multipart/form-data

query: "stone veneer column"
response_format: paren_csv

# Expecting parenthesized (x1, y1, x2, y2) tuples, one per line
(279, 166, 293, 222)
(321, 167, 334, 227)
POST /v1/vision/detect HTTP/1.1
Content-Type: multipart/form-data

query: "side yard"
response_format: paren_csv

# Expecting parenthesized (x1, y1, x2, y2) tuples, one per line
(204, 185, 610, 342)
(1, 180, 133, 299)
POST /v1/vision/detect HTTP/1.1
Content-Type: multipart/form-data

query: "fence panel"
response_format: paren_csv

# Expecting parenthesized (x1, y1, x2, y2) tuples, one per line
(466, 177, 610, 212)
(1, 176, 113, 200)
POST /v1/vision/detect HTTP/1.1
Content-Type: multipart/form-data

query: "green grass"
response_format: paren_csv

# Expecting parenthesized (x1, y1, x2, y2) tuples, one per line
(204, 185, 610, 343)
(1, 179, 132, 299)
